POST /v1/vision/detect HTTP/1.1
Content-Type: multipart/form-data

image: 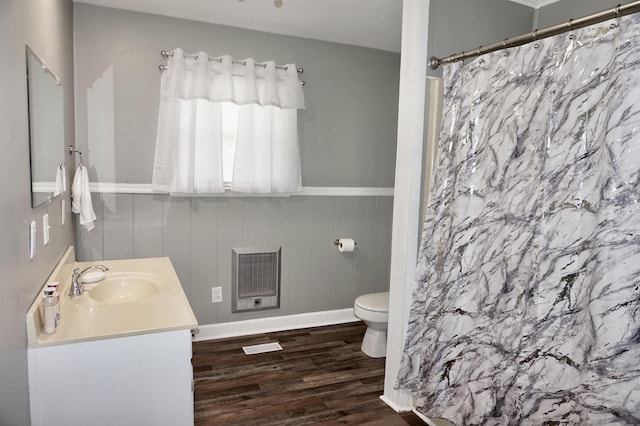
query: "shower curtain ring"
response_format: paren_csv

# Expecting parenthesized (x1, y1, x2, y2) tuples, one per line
(613, 5, 622, 28)
(533, 30, 541, 48)
(456, 51, 465, 65)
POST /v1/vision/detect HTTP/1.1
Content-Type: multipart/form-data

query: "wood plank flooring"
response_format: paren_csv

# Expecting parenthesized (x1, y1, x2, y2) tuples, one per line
(192, 322, 426, 425)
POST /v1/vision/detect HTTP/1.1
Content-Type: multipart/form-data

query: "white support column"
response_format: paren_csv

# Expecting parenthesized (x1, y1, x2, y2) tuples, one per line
(381, 0, 430, 412)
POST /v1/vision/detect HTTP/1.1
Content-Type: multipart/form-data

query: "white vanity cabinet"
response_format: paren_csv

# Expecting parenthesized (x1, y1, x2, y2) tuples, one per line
(26, 248, 199, 426)
(28, 329, 194, 426)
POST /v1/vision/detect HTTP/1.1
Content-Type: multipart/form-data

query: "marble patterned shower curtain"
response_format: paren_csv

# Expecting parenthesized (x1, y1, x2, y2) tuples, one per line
(397, 13, 640, 426)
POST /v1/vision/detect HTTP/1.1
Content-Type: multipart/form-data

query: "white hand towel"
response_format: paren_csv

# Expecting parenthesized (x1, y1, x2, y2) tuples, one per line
(61, 164, 67, 192)
(72, 165, 96, 232)
(54, 164, 66, 196)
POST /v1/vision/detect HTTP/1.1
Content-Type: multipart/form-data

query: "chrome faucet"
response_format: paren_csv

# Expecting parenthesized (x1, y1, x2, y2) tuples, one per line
(68, 265, 109, 297)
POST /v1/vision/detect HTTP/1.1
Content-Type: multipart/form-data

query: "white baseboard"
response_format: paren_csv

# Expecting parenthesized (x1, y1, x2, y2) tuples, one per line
(379, 395, 455, 426)
(412, 411, 455, 426)
(378, 395, 453, 426)
(193, 308, 360, 342)
(379, 395, 414, 413)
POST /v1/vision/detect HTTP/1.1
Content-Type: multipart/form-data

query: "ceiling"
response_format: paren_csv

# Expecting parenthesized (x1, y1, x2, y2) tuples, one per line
(75, 0, 562, 53)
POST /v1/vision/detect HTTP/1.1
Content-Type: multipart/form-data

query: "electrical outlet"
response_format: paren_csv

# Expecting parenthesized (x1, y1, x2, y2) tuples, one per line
(211, 287, 222, 303)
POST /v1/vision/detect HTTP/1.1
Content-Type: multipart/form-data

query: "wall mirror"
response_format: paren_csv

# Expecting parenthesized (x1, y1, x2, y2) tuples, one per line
(26, 45, 65, 208)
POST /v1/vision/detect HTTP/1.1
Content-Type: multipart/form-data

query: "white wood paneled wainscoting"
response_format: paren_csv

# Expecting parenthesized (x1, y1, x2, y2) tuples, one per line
(76, 186, 394, 326)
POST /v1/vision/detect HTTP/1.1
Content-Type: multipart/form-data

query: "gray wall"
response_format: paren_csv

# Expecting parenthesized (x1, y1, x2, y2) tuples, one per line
(536, 0, 637, 28)
(77, 194, 393, 324)
(73, 4, 399, 324)
(0, 0, 75, 424)
(73, 3, 400, 188)
(427, 0, 534, 78)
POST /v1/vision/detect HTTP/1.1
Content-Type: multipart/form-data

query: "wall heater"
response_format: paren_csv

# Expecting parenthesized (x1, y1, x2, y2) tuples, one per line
(232, 247, 281, 313)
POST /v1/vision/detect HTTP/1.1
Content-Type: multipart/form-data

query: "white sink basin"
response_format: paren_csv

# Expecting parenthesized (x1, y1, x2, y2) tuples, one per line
(87, 273, 161, 304)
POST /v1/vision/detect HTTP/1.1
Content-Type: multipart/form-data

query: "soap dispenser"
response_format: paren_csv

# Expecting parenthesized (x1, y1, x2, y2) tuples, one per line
(43, 290, 57, 334)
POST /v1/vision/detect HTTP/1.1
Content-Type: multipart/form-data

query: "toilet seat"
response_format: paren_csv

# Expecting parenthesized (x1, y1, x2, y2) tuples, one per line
(354, 292, 389, 323)
(354, 292, 389, 311)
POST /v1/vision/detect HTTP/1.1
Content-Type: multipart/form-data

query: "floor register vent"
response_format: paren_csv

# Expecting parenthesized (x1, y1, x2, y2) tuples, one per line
(232, 247, 281, 313)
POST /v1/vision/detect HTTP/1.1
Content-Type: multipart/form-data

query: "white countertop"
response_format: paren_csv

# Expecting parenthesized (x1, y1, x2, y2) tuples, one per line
(26, 246, 199, 348)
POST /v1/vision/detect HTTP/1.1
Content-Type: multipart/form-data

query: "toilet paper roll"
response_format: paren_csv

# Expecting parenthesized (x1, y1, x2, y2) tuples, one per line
(337, 238, 356, 253)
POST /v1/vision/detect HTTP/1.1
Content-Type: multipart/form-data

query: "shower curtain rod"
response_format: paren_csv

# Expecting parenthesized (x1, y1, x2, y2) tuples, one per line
(428, 1, 640, 70)
(159, 50, 303, 73)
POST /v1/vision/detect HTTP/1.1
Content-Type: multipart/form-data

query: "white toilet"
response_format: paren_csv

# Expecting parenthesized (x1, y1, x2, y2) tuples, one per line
(353, 291, 389, 358)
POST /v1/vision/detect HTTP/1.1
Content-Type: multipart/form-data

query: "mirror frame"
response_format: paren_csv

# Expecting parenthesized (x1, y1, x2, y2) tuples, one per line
(26, 45, 65, 208)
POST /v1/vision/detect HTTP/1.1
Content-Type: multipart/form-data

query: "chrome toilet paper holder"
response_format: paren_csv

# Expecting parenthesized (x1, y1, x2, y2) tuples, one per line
(334, 239, 357, 247)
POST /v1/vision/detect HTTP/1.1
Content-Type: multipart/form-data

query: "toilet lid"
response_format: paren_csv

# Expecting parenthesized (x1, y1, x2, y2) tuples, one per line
(355, 292, 389, 312)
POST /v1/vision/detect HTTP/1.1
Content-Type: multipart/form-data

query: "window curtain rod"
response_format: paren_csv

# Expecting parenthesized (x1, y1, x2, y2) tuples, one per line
(158, 50, 303, 73)
(428, 1, 640, 70)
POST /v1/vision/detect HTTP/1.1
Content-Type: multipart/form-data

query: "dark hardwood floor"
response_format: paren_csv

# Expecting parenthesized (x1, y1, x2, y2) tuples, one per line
(192, 322, 426, 425)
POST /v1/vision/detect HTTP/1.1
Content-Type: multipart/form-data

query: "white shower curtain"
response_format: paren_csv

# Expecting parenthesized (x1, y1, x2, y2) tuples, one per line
(152, 48, 305, 194)
(397, 13, 640, 426)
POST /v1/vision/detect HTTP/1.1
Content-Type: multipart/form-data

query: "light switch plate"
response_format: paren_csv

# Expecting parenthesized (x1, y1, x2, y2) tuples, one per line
(29, 220, 37, 259)
(43, 214, 50, 245)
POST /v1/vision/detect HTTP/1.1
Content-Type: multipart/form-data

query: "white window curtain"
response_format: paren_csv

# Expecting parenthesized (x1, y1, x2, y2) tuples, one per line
(152, 48, 305, 194)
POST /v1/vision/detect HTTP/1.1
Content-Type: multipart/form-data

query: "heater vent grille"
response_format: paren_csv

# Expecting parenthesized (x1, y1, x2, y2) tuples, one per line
(232, 247, 281, 313)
